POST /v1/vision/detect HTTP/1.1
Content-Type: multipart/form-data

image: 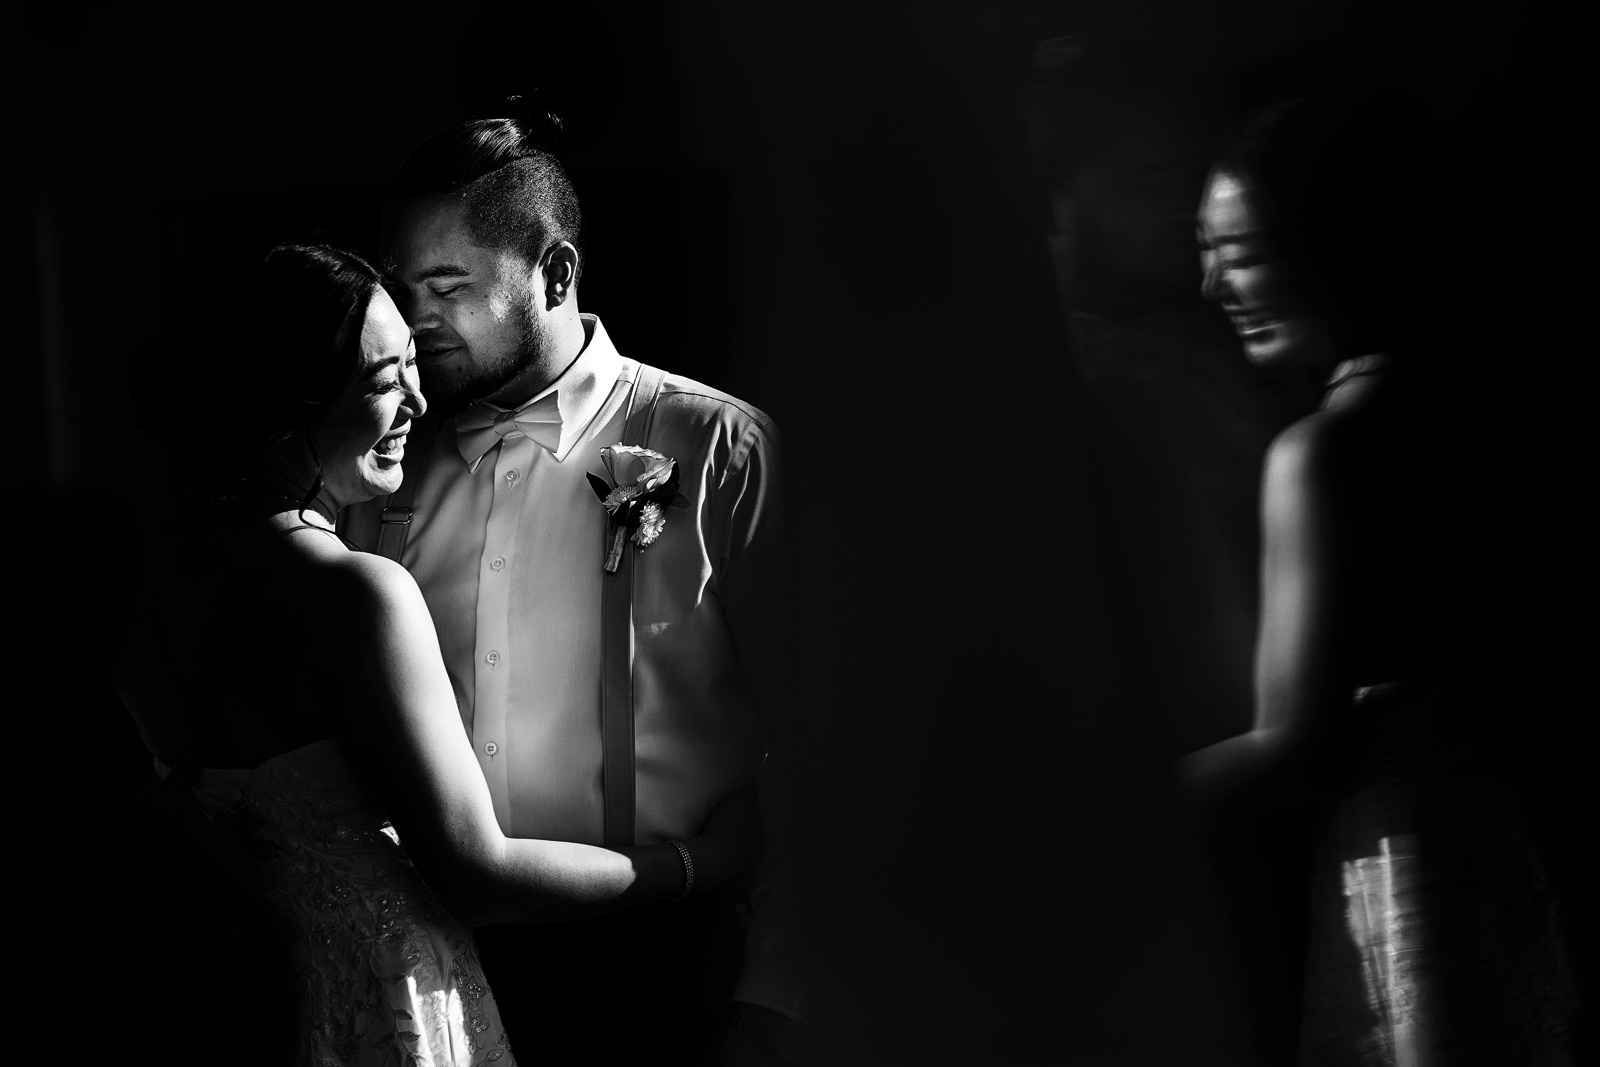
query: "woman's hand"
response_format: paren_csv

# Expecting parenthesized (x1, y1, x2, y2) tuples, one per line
(685, 786, 764, 893)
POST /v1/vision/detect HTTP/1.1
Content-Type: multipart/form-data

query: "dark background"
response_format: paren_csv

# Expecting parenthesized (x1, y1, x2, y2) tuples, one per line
(20, 2, 1586, 1063)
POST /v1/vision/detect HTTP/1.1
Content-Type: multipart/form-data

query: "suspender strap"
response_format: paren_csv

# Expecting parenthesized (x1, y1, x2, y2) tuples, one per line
(365, 414, 439, 563)
(602, 365, 668, 847)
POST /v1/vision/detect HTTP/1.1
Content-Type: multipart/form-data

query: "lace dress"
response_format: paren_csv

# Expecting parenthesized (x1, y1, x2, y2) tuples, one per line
(169, 738, 517, 1066)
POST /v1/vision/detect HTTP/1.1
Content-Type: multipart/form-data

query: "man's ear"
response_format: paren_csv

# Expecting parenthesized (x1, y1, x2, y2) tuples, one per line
(542, 241, 579, 308)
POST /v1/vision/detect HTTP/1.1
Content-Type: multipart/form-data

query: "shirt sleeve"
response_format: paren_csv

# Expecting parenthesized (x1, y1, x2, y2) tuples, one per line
(713, 416, 809, 1019)
(714, 416, 790, 721)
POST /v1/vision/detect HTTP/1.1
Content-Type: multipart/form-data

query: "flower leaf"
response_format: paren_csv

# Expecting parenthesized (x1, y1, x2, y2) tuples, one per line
(586, 473, 614, 505)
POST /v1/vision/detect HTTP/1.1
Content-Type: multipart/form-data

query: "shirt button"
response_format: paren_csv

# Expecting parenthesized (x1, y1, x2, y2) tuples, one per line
(484, 741, 498, 756)
(489, 556, 506, 571)
(504, 469, 519, 484)
(485, 650, 500, 666)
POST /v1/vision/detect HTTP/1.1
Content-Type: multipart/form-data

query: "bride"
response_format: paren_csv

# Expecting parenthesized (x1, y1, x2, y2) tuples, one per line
(111, 243, 758, 1066)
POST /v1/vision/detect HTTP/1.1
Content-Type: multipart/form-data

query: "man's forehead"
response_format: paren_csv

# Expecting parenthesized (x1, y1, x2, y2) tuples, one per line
(382, 196, 470, 255)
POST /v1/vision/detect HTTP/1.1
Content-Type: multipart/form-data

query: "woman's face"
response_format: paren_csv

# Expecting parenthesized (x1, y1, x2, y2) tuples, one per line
(314, 288, 425, 509)
(1198, 169, 1336, 369)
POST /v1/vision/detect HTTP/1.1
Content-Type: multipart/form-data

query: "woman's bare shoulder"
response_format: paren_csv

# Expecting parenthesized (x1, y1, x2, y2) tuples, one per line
(1267, 404, 1375, 485)
(305, 545, 426, 617)
(296, 548, 444, 683)
(1261, 406, 1383, 531)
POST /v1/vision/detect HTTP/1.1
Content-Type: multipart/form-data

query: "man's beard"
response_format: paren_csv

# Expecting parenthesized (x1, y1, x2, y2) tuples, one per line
(424, 327, 540, 418)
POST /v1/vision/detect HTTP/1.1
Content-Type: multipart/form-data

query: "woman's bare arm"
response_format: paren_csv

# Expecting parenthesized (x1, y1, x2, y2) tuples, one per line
(324, 552, 754, 925)
(1180, 410, 1369, 815)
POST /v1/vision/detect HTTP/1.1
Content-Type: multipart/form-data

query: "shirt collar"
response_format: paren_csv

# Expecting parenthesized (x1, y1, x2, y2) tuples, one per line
(486, 314, 624, 462)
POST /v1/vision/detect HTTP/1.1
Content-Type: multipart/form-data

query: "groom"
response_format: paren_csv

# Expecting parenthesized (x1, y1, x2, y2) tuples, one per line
(345, 118, 805, 1066)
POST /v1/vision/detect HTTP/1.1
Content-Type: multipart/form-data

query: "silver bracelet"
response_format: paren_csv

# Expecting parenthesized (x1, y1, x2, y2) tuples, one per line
(668, 839, 694, 902)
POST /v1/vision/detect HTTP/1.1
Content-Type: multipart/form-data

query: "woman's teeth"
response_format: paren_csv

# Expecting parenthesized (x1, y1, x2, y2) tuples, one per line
(374, 434, 406, 455)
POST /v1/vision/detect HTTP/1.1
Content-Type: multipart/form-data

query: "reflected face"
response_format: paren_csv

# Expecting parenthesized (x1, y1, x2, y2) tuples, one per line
(1047, 92, 1209, 309)
(383, 197, 542, 413)
(314, 289, 424, 508)
(1198, 170, 1336, 369)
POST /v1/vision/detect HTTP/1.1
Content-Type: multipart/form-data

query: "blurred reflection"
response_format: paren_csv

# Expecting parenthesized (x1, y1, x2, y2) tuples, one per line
(1022, 34, 1315, 757)
(1340, 835, 1427, 1067)
(1187, 91, 1583, 1064)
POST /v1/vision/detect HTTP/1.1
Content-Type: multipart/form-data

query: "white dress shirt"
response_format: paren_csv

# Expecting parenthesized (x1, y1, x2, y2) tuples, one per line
(403, 310, 796, 1011)
(400, 315, 796, 1012)
(404, 313, 783, 841)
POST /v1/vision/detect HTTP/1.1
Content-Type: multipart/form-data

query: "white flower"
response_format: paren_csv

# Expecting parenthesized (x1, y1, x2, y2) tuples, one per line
(633, 502, 666, 547)
(603, 483, 641, 514)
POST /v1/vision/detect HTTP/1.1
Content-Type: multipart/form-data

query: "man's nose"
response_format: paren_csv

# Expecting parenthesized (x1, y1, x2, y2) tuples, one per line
(406, 300, 443, 330)
(393, 286, 441, 328)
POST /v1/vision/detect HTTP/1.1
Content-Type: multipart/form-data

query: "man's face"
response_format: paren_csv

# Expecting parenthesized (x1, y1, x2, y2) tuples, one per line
(383, 197, 542, 412)
(1047, 91, 1209, 310)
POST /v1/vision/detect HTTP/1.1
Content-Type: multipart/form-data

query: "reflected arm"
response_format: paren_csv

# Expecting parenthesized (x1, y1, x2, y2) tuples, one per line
(1180, 412, 1368, 820)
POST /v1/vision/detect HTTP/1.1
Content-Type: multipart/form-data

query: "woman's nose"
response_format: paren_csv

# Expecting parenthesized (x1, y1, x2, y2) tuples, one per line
(1200, 255, 1224, 303)
(404, 374, 427, 419)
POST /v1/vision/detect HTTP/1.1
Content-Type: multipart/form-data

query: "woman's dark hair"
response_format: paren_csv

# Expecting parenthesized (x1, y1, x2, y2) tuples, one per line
(388, 105, 584, 284)
(1209, 91, 1491, 361)
(135, 242, 389, 512)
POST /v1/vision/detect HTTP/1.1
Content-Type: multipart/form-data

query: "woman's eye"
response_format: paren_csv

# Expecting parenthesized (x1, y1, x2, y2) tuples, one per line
(435, 285, 463, 298)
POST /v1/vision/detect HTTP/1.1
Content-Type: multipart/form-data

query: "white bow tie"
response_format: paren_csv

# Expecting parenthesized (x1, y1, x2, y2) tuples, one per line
(455, 392, 562, 472)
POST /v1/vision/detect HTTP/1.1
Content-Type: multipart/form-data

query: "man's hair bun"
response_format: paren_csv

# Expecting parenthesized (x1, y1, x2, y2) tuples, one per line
(501, 93, 567, 152)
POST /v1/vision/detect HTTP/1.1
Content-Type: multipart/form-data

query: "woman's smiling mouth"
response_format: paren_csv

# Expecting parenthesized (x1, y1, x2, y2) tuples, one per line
(374, 425, 409, 458)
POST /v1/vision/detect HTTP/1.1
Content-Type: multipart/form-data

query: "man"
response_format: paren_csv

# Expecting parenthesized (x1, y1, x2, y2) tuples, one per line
(344, 116, 806, 1067)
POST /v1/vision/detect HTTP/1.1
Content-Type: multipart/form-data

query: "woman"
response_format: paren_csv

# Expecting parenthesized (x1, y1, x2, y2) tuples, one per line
(111, 243, 757, 1066)
(1190, 96, 1582, 1064)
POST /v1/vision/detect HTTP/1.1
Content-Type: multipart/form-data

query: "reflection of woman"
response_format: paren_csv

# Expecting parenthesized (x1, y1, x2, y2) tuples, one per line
(1021, 35, 1315, 758)
(112, 244, 754, 1066)
(1190, 98, 1581, 1063)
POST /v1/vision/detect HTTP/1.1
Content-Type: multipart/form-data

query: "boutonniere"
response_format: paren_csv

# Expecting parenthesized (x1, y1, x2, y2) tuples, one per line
(587, 445, 688, 573)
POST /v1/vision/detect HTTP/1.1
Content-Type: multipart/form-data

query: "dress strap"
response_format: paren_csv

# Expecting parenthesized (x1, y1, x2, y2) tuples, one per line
(279, 522, 359, 550)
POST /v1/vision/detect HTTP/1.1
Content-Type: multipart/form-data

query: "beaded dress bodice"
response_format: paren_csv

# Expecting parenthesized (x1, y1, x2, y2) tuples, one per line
(185, 738, 516, 1067)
